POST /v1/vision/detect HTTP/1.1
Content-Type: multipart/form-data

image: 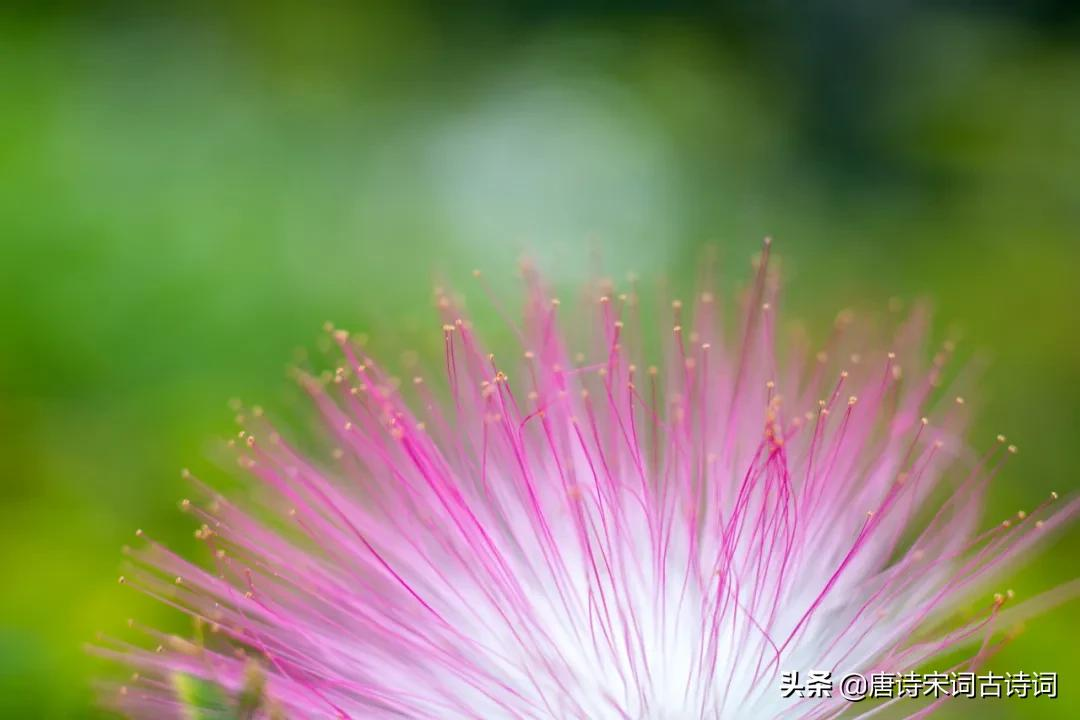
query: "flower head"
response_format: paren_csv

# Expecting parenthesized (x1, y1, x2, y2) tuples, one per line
(99, 241, 1076, 718)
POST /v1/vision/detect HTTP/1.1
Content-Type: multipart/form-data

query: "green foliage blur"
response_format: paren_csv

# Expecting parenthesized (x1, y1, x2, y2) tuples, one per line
(2, 2, 1078, 718)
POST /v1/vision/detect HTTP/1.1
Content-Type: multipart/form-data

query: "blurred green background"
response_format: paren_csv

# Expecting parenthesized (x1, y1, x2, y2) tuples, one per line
(2, 1, 1079, 718)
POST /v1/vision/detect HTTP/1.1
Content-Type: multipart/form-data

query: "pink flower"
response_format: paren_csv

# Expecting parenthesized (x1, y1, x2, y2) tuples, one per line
(98, 241, 1076, 718)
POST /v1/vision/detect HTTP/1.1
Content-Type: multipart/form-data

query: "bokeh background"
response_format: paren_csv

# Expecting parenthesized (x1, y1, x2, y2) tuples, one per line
(3, 1, 1079, 718)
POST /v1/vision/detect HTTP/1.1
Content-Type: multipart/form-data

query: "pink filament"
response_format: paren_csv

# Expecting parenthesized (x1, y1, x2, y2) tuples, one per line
(98, 244, 1077, 719)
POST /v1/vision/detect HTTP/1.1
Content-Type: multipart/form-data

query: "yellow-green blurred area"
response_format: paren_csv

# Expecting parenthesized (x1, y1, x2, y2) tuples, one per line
(2, 1, 1079, 717)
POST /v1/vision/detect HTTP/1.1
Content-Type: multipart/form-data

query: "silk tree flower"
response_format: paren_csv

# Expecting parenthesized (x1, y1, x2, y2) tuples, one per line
(98, 241, 1076, 719)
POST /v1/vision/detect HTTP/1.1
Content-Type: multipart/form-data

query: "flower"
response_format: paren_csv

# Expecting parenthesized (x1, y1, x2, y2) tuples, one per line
(98, 241, 1076, 719)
